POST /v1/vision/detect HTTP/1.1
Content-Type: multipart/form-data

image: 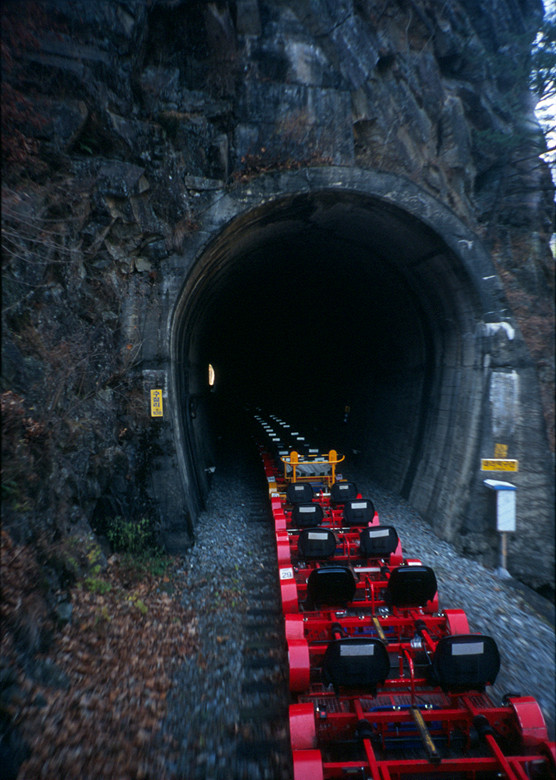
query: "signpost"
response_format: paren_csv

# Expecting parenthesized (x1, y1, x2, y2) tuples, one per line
(484, 479, 516, 578)
(480, 459, 518, 472)
(150, 389, 163, 418)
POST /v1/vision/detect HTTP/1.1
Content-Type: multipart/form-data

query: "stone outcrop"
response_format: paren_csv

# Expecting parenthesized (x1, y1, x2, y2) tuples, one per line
(1, 0, 553, 591)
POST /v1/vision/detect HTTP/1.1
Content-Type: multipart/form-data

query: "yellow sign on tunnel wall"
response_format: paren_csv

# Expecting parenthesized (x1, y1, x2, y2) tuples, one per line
(150, 389, 163, 417)
(481, 459, 518, 472)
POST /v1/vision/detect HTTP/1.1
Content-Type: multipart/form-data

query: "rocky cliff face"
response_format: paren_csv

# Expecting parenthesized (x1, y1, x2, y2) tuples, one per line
(1, 0, 553, 586)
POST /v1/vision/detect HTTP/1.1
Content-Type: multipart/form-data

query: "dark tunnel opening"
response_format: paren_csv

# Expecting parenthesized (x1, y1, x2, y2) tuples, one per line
(174, 188, 488, 534)
(201, 226, 432, 457)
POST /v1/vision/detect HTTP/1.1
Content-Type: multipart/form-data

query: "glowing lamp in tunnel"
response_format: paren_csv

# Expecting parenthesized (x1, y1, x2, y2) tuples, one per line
(208, 363, 216, 387)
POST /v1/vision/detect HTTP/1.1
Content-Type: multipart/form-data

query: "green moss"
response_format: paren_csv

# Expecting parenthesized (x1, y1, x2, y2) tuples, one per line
(84, 574, 111, 594)
(128, 594, 148, 616)
(106, 516, 152, 555)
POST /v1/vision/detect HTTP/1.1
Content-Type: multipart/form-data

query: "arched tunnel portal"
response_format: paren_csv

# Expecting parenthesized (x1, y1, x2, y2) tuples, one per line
(155, 168, 552, 588)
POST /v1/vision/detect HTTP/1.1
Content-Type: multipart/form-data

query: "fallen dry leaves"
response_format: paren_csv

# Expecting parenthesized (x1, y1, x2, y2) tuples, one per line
(1, 533, 198, 779)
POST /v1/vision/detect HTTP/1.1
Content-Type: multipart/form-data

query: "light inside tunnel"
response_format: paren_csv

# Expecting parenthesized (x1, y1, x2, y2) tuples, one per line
(174, 185, 491, 537)
(208, 363, 215, 387)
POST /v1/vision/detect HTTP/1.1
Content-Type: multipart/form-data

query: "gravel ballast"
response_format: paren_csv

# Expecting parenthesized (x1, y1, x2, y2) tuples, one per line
(159, 432, 555, 779)
(353, 471, 556, 741)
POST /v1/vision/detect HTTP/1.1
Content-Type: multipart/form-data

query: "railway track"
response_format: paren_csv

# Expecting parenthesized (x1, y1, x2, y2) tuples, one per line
(254, 411, 555, 779)
(161, 430, 292, 780)
(159, 411, 554, 778)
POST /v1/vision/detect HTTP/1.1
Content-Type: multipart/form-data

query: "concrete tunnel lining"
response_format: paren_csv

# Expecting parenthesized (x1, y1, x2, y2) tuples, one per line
(169, 167, 510, 546)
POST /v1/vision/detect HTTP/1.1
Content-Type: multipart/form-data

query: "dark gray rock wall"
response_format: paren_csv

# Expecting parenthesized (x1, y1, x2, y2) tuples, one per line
(1, 0, 553, 589)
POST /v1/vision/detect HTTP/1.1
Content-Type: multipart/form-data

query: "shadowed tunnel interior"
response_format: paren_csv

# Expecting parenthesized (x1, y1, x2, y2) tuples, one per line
(175, 189, 486, 530)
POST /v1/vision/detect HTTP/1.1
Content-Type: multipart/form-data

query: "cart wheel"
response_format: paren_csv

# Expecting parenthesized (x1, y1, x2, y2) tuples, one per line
(285, 614, 305, 640)
(445, 608, 469, 634)
(276, 531, 291, 565)
(279, 566, 299, 613)
(508, 696, 549, 746)
(288, 639, 310, 692)
(292, 750, 323, 780)
(290, 703, 317, 749)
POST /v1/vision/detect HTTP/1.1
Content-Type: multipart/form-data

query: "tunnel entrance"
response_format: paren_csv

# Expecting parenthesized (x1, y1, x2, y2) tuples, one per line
(187, 191, 468, 476)
(157, 166, 552, 589)
(168, 167, 514, 551)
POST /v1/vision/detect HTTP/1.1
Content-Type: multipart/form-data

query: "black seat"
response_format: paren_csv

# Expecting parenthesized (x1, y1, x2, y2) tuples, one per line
(286, 482, 314, 504)
(322, 638, 390, 695)
(431, 635, 500, 692)
(385, 565, 437, 608)
(359, 525, 399, 558)
(342, 498, 375, 526)
(297, 528, 337, 560)
(291, 502, 324, 528)
(305, 566, 356, 609)
(330, 481, 358, 505)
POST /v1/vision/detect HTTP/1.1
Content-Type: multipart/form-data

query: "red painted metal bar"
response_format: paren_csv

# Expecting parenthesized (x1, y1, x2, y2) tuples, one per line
(354, 698, 383, 780)
(257, 437, 556, 780)
(320, 754, 548, 778)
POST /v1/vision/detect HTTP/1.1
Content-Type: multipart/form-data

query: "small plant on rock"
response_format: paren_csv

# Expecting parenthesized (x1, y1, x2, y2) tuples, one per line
(107, 516, 170, 580)
(83, 540, 111, 594)
(107, 516, 152, 555)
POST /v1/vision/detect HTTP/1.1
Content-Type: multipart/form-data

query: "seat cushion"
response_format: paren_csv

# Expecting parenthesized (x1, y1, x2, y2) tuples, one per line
(286, 482, 314, 504)
(297, 528, 337, 560)
(359, 525, 399, 558)
(292, 502, 324, 528)
(330, 481, 358, 505)
(386, 565, 437, 608)
(306, 566, 356, 608)
(431, 635, 500, 691)
(322, 638, 390, 694)
(343, 498, 375, 526)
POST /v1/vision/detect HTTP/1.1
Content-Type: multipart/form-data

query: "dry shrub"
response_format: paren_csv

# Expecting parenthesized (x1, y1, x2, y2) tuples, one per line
(1, 529, 52, 655)
(0, 2, 55, 174)
(1, 391, 50, 512)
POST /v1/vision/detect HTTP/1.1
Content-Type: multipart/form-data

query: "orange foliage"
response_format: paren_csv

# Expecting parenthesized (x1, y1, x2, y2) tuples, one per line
(1, 532, 198, 780)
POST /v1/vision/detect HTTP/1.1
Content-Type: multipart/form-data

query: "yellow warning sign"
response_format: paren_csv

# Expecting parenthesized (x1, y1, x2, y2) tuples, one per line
(481, 459, 518, 472)
(150, 389, 163, 417)
(494, 443, 508, 458)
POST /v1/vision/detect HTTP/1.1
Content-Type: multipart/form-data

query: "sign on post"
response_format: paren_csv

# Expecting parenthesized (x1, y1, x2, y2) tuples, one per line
(150, 389, 163, 417)
(480, 459, 518, 472)
(484, 479, 516, 578)
(483, 479, 517, 532)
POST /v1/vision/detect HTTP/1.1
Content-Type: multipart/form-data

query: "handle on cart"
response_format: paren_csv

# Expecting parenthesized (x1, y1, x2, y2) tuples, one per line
(281, 449, 345, 486)
(411, 707, 441, 765)
(372, 616, 386, 642)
